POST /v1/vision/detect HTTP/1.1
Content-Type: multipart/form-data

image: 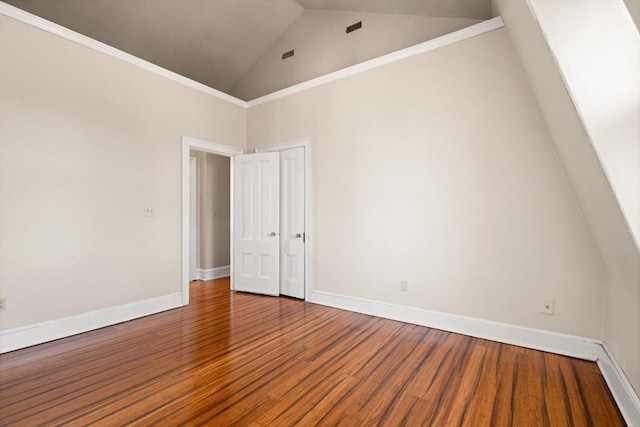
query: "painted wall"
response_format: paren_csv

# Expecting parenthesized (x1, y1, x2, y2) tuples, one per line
(0, 15, 246, 331)
(230, 9, 480, 101)
(531, 0, 640, 250)
(247, 28, 606, 340)
(190, 151, 230, 269)
(493, 0, 640, 396)
(3, 1, 635, 397)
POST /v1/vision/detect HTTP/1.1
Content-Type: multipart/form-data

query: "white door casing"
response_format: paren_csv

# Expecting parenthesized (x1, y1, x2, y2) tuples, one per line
(280, 147, 305, 298)
(182, 136, 242, 305)
(233, 152, 280, 296)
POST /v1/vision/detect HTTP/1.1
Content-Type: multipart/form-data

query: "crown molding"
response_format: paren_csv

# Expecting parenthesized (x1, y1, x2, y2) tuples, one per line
(247, 16, 505, 107)
(0, 1, 248, 108)
(1, 1, 504, 110)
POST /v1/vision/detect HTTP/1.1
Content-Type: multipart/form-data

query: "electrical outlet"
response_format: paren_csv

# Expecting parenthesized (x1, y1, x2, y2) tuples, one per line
(400, 280, 408, 292)
(143, 206, 156, 217)
(541, 298, 554, 315)
(0, 298, 6, 312)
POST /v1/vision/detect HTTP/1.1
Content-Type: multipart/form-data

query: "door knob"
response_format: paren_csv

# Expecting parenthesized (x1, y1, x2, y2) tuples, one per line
(296, 233, 302, 238)
(269, 232, 278, 237)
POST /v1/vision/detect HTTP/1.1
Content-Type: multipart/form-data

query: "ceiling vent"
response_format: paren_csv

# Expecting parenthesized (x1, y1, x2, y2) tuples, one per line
(282, 49, 294, 60)
(346, 21, 362, 34)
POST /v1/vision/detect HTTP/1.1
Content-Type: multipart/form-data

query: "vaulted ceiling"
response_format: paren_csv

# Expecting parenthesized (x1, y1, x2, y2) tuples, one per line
(4, 0, 492, 98)
(297, 0, 491, 19)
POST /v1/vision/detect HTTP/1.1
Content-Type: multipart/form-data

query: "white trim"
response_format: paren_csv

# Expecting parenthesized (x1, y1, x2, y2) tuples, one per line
(0, 293, 182, 353)
(229, 157, 235, 292)
(182, 137, 243, 305)
(0, 1, 247, 108)
(1, 0, 503, 110)
(310, 290, 640, 422)
(597, 344, 640, 426)
(247, 17, 505, 107)
(255, 138, 313, 301)
(197, 265, 231, 281)
(309, 290, 600, 361)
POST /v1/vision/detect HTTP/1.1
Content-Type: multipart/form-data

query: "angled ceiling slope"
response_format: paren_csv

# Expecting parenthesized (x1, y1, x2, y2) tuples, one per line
(3, 0, 304, 93)
(296, 0, 492, 20)
(4, 0, 492, 100)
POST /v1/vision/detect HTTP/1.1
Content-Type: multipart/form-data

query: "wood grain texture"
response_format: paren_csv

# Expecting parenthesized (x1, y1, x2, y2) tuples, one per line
(0, 278, 624, 426)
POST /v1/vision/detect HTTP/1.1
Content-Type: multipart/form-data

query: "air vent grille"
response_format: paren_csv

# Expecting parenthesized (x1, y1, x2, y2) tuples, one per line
(346, 21, 362, 34)
(282, 49, 294, 60)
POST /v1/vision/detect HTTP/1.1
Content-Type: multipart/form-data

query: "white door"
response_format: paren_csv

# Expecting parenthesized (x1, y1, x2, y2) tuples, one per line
(280, 147, 305, 298)
(233, 152, 280, 296)
(189, 157, 198, 281)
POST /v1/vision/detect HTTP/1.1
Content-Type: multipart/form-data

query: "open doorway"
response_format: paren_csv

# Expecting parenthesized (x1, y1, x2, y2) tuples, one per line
(190, 150, 231, 282)
(181, 137, 242, 305)
(181, 136, 312, 305)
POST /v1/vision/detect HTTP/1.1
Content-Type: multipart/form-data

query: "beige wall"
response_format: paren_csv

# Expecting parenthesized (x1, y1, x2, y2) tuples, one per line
(230, 9, 480, 101)
(247, 28, 606, 340)
(0, 15, 246, 330)
(190, 151, 230, 269)
(531, 0, 640, 250)
(494, 0, 640, 395)
(3, 3, 635, 395)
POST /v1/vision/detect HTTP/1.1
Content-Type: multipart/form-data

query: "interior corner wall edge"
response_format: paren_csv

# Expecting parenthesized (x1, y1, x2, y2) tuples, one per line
(246, 27, 606, 346)
(492, 0, 640, 396)
(0, 13, 247, 331)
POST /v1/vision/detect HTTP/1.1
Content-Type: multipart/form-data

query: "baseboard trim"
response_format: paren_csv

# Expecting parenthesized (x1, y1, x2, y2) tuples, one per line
(0, 293, 182, 353)
(310, 290, 599, 360)
(197, 265, 230, 281)
(310, 290, 640, 425)
(597, 344, 640, 426)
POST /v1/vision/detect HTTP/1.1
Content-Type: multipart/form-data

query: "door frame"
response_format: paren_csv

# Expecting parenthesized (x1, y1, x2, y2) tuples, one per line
(181, 136, 243, 305)
(255, 137, 313, 301)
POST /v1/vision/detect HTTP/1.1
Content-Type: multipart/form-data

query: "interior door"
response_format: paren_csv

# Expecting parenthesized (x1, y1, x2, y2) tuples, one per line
(280, 147, 305, 298)
(233, 152, 280, 296)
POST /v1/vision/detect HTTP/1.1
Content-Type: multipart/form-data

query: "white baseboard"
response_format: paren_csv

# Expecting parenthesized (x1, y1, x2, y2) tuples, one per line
(310, 290, 640, 425)
(310, 290, 599, 360)
(197, 265, 230, 281)
(0, 293, 182, 353)
(597, 344, 640, 426)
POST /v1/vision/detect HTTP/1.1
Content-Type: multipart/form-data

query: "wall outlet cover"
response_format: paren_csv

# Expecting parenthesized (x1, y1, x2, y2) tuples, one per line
(541, 298, 554, 315)
(144, 206, 156, 217)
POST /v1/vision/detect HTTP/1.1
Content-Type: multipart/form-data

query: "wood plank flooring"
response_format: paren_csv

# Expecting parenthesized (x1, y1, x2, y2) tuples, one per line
(0, 278, 624, 426)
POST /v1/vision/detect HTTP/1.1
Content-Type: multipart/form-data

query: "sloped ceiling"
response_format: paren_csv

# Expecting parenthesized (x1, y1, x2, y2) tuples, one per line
(4, 0, 305, 93)
(297, 0, 492, 20)
(4, 0, 491, 98)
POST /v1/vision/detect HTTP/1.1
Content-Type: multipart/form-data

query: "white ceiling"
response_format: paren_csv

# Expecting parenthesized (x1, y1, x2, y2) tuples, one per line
(5, 0, 491, 97)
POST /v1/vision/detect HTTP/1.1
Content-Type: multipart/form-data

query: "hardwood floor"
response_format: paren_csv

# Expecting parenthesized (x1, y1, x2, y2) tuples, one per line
(0, 278, 624, 426)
